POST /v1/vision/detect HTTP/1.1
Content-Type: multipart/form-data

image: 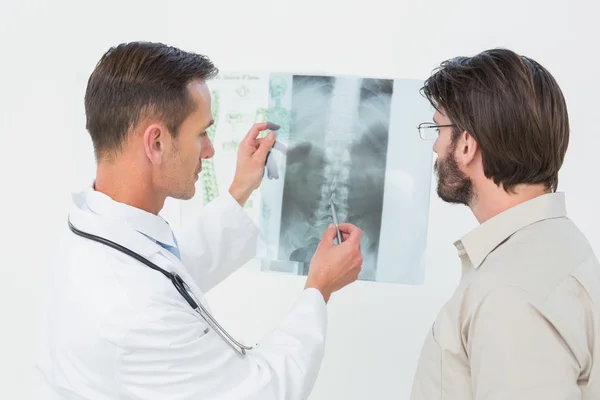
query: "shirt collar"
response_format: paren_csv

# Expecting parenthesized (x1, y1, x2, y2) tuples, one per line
(83, 183, 176, 248)
(454, 192, 567, 269)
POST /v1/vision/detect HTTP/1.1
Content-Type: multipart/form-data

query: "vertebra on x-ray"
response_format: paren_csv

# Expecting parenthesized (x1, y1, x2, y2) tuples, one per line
(276, 75, 393, 281)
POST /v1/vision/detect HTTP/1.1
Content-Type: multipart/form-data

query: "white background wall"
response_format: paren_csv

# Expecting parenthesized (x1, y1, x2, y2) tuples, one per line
(1, 0, 598, 399)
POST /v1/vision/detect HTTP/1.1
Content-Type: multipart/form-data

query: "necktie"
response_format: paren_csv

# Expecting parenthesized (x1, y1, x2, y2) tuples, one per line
(157, 240, 181, 260)
(158, 230, 181, 260)
(139, 230, 181, 260)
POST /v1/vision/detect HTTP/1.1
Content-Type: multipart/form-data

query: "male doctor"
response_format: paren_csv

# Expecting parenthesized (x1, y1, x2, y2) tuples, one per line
(37, 41, 364, 399)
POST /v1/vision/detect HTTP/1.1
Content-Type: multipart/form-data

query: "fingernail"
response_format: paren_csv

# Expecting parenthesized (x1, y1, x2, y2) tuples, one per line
(266, 122, 280, 131)
(329, 224, 334, 229)
(267, 132, 275, 140)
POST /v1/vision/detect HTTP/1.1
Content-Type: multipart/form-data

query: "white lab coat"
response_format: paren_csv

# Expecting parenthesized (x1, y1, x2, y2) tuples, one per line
(36, 185, 327, 400)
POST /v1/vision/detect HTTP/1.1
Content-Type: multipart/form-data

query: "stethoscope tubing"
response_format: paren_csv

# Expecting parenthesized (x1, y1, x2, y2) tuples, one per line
(67, 219, 252, 356)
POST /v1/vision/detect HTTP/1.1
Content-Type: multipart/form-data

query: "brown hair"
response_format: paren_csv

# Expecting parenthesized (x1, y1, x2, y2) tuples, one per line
(421, 48, 569, 192)
(84, 41, 218, 161)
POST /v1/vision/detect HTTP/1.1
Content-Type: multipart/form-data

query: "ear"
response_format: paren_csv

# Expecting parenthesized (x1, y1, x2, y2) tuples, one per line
(142, 123, 168, 165)
(458, 130, 478, 166)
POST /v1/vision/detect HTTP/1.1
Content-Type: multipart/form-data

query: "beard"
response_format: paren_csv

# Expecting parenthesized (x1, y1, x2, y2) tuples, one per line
(434, 143, 474, 206)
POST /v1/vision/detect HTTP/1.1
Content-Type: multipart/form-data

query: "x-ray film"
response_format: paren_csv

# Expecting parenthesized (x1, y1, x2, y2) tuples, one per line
(257, 73, 434, 285)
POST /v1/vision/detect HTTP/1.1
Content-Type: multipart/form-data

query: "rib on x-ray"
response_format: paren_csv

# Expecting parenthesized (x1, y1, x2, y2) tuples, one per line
(277, 75, 391, 280)
(258, 73, 433, 285)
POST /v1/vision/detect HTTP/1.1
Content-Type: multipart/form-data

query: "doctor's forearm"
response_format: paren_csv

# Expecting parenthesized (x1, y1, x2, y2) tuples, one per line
(179, 191, 259, 292)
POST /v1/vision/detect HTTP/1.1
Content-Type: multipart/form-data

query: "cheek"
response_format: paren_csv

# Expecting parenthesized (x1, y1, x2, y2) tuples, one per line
(435, 146, 453, 168)
(434, 134, 453, 156)
(433, 135, 449, 155)
(188, 137, 202, 160)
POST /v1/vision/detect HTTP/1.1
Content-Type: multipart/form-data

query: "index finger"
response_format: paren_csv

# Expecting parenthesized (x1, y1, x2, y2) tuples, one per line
(337, 223, 362, 241)
(242, 122, 280, 145)
(337, 223, 359, 233)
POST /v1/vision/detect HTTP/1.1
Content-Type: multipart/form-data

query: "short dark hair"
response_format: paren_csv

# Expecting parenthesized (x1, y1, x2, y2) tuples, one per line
(84, 41, 218, 160)
(421, 48, 569, 192)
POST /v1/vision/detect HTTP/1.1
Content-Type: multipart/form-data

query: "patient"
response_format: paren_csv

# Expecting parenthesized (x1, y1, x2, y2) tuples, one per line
(410, 48, 600, 400)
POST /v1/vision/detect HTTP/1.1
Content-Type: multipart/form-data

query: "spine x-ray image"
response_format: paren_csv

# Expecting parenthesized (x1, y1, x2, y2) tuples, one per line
(276, 75, 392, 281)
(258, 73, 433, 285)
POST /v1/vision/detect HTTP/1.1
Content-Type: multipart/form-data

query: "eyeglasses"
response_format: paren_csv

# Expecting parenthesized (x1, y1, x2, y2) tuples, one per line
(417, 122, 456, 140)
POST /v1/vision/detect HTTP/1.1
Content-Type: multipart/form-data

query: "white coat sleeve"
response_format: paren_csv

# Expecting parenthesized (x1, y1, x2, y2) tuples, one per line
(117, 288, 327, 400)
(178, 191, 260, 293)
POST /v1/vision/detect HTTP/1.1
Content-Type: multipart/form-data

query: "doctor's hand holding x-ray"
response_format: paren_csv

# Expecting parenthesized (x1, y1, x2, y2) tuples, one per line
(36, 41, 364, 400)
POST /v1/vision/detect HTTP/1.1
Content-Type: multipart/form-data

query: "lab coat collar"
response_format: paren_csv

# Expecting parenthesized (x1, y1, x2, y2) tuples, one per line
(454, 192, 567, 269)
(67, 184, 174, 258)
(83, 184, 176, 248)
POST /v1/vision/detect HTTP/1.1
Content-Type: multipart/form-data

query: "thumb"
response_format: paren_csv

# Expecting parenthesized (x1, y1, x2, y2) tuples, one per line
(254, 132, 276, 159)
(320, 224, 338, 245)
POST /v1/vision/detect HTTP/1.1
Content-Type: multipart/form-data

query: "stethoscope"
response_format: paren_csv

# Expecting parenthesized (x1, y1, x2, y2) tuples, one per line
(68, 219, 253, 356)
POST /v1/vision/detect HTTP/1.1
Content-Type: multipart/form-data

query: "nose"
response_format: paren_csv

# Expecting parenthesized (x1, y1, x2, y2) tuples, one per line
(432, 137, 439, 154)
(201, 136, 215, 159)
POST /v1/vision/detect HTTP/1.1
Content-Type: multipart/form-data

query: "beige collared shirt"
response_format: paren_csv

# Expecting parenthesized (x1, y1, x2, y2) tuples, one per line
(410, 192, 600, 400)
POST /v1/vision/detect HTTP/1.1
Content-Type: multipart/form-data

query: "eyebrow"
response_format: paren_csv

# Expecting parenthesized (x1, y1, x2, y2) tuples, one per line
(201, 119, 215, 133)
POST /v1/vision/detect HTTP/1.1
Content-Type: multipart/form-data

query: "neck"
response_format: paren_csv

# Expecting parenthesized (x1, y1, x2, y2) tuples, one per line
(470, 181, 550, 224)
(94, 157, 165, 215)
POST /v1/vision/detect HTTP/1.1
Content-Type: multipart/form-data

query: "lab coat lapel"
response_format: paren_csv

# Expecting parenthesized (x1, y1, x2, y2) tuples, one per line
(69, 190, 212, 312)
